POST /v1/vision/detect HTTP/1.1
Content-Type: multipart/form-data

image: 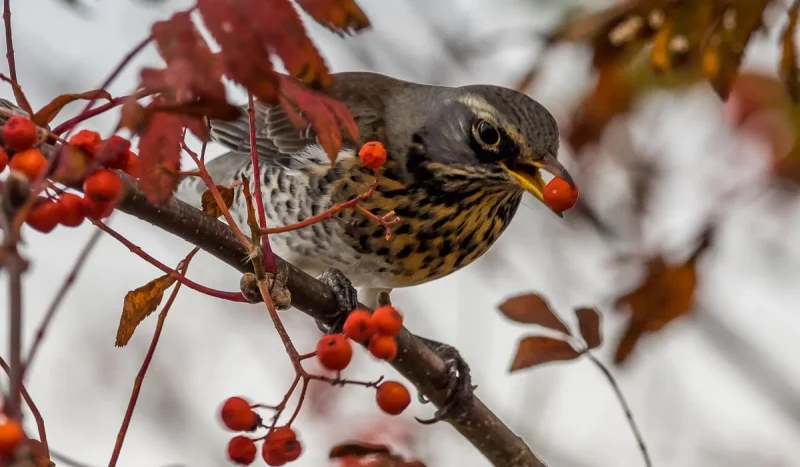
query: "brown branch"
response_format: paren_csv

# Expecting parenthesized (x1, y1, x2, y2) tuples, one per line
(113, 173, 547, 467)
(3, 0, 16, 84)
(0, 357, 48, 455)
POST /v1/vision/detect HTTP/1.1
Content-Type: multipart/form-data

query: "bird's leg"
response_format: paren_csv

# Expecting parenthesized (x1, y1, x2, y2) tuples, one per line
(413, 335, 476, 425)
(316, 268, 359, 334)
(360, 287, 393, 310)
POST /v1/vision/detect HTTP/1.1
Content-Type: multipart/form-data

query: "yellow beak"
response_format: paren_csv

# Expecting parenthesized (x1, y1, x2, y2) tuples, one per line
(500, 153, 576, 217)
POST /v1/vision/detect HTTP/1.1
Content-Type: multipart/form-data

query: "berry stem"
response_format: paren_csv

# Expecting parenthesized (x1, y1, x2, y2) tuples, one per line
(109, 248, 198, 467)
(0, 356, 48, 456)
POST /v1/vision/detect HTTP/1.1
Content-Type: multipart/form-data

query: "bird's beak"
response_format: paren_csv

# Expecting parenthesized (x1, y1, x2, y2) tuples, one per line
(500, 153, 576, 216)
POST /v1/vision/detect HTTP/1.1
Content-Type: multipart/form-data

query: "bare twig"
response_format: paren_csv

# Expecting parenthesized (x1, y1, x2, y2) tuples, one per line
(0, 356, 48, 455)
(51, 89, 151, 135)
(108, 247, 199, 466)
(3, 0, 16, 84)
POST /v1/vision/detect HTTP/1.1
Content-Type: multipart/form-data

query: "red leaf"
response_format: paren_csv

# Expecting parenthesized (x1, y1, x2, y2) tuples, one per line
(575, 307, 602, 350)
(509, 336, 581, 372)
(295, 0, 370, 35)
(32, 89, 113, 126)
(135, 112, 183, 205)
(197, 0, 280, 103)
(278, 75, 359, 162)
(329, 441, 391, 459)
(243, 0, 331, 88)
(498, 293, 570, 334)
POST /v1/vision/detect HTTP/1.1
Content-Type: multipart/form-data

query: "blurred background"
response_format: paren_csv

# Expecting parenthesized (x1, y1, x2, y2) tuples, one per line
(3, 0, 800, 466)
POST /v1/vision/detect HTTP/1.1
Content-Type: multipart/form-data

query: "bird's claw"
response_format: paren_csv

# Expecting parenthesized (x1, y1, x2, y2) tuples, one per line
(316, 268, 359, 334)
(413, 337, 475, 425)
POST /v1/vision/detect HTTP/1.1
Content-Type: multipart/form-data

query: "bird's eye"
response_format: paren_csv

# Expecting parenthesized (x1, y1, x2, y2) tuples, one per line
(474, 120, 501, 148)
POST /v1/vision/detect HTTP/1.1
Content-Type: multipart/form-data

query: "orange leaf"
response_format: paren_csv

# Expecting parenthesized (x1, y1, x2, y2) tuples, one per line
(575, 307, 602, 350)
(244, 0, 331, 89)
(295, 0, 370, 35)
(569, 62, 632, 151)
(780, 0, 800, 102)
(510, 336, 581, 372)
(116, 274, 176, 347)
(498, 293, 570, 334)
(31, 89, 113, 127)
(201, 185, 235, 217)
(197, 0, 280, 103)
(135, 111, 183, 205)
(277, 75, 359, 162)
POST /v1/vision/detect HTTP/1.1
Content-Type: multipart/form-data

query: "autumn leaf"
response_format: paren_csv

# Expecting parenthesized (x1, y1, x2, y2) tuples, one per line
(278, 75, 359, 162)
(135, 111, 183, 205)
(509, 336, 581, 372)
(116, 274, 176, 347)
(0, 74, 33, 116)
(498, 293, 570, 335)
(31, 89, 113, 127)
(569, 61, 632, 151)
(201, 185, 235, 217)
(780, 0, 800, 102)
(50, 143, 90, 185)
(118, 97, 148, 133)
(295, 0, 371, 35)
(575, 307, 602, 350)
(329, 442, 392, 459)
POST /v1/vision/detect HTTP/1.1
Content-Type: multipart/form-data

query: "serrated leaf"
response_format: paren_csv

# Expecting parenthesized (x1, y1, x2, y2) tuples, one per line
(116, 274, 176, 347)
(277, 75, 359, 162)
(295, 0, 370, 35)
(509, 336, 581, 372)
(781, 0, 800, 102)
(135, 111, 183, 205)
(575, 307, 602, 350)
(201, 185, 234, 217)
(32, 89, 113, 127)
(498, 293, 570, 334)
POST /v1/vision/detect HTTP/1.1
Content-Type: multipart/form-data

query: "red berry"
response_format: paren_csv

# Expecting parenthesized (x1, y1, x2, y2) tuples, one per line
(263, 427, 300, 466)
(0, 147, 8, 172)
(68, 129, 102, 157)
(227, 436, 257, 465)
(58, 193, 85, 227)
(82, 196, 115, 220)
(343, 309, 377, 343)
(316, 334, 352, 371)
(220, 397, 258, 432)
(543, 177, 579, 213)
(375, 381, 411, 416)
(83, 168, 122, 203)
(124, 151, 138, 176)
(358, 141, 387, 170)
(8, 148, 47, 180)
(2, 115, 37, 151)
(97, 135, 131, 170)
(368, 335, 398, 361)
(0, 418, 24, 457)
(370, 305, 403, 336)
(26, 200, 61, 233)
(261, 446, 286, 466)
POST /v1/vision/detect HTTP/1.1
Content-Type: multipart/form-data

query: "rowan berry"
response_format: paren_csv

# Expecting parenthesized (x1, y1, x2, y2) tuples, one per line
(83, 169, 122, 203)
(0, 418, 24, 457)
(124, 151, 138, 176)
(97, 135, 131, 170)
(371, 305, 403, 336)
(220, 397, 258, 432)
(82, 196, 115, 220)
(227, 436, 257, 465)
(58, 193, 85, 227)
(343, 309, 377, 343)
(8, 148, 47, 180)
(263, 427, 301, 465)
(26, 200, 62, 233)
(543, 177, 579, 213)
(358, 141, 387, 170)
(68, 129, 101, 157)
(368, 335, 398, 361)
(375, 381, 411, 416)
(0, 147, 8, 172)
(316, 334, 352, 371)
(2, 115, 37, 151)
(261, 446, 286, 466)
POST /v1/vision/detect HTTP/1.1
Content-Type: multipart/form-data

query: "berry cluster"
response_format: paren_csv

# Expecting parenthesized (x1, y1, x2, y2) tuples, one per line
(220, 397, 302, 466)
(0, 411, 25, 461)
(0, 116, 139, 232)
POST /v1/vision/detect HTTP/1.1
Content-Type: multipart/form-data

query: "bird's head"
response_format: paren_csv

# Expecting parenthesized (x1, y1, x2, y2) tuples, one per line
(406, 85, 574, 212)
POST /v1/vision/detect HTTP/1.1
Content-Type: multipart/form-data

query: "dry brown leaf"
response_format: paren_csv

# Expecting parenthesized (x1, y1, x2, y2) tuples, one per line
(509, 336, 581, 372)
(575, 307, 602, 350)
(201, 185, 235, 217)
(498, 293, 570, 334)
(31, 89, 112, 127)
(116, 274, 176, 347)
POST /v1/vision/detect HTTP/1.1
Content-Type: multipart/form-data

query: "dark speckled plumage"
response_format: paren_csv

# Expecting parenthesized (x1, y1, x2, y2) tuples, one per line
(175, 72, 562, 289)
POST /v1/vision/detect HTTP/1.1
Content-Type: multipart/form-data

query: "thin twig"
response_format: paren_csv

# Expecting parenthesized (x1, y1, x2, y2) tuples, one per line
(23, 229, 103, 379)
(5, 238, 23, 420)
(108, 248, 199, 467)
(92, 220, 246, 302)
(246, 93, 277, 273)
(586, 353, 652, 467)
(51, 89, 151, 135)
(3, 0, 16, 84)
(0, 357, 48, 454)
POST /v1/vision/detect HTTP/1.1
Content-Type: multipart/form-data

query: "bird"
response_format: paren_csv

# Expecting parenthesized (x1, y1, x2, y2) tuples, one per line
(176, 71, 574, 312)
